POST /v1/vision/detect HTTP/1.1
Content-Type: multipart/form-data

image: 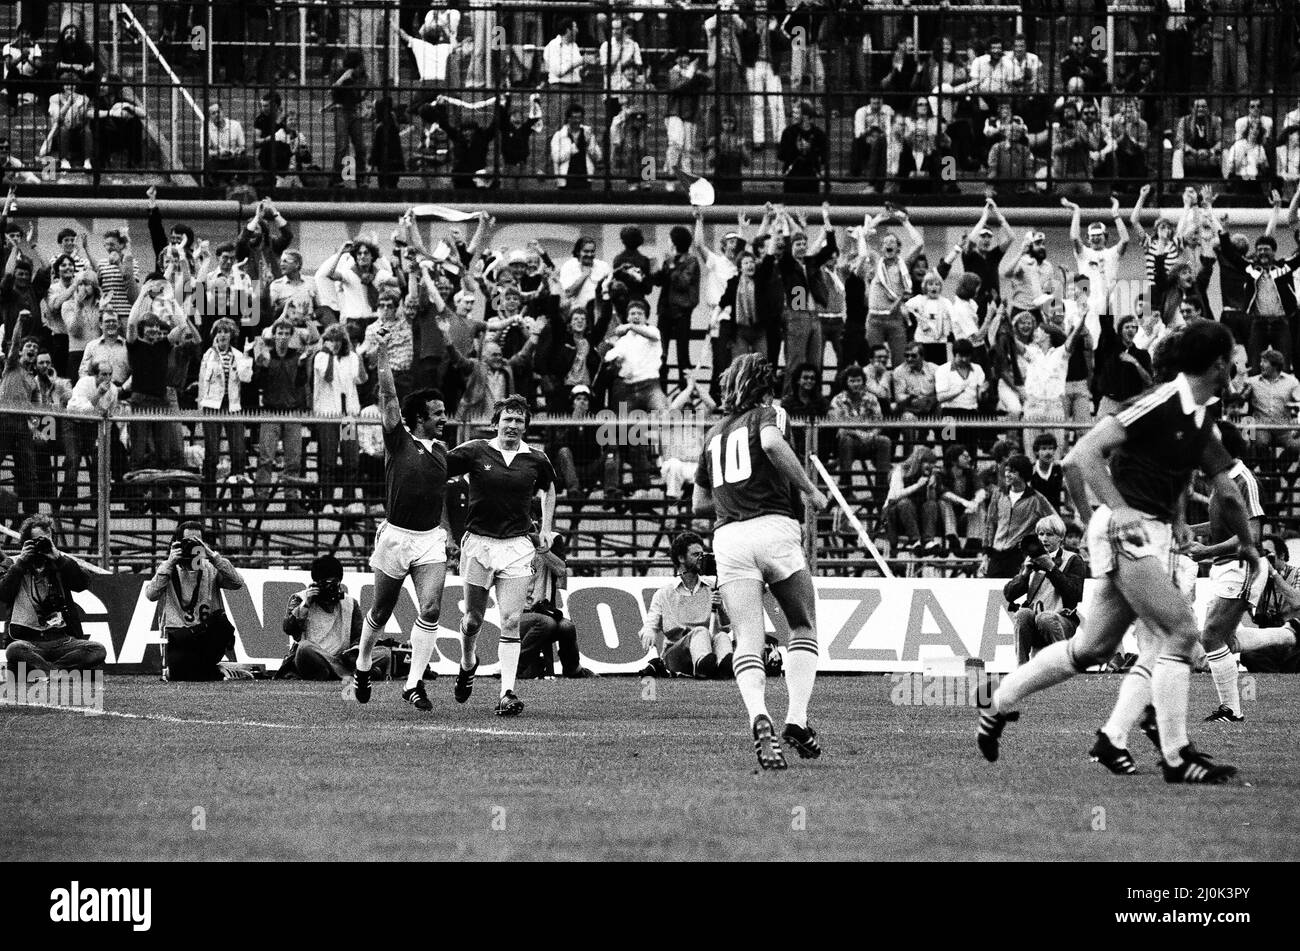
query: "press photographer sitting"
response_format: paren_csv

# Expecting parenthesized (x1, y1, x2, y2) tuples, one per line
(638, 531, 733, 679)
(279, 554, 390, 681)
(0, 515, 104, 674)
(144, 521, 246, 681)
(1003, 514, 1085, 665)
(517, 534, 596, 680)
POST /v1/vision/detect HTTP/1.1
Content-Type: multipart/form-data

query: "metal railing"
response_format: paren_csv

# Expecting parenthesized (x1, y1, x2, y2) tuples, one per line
(1, 1, 1296, 197)
(1, 405, 1298, 576)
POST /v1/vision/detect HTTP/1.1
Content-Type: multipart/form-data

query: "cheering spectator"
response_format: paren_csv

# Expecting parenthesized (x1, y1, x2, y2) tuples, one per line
(78, 311, 127, 384)
(252, 318, 308, 510)
(311, 323, 366, 510)
(664, 49, 709, 184)
(125, 314, 189, 499)
(1092, 313, 1153, 417)
(654, 223, 700, 389)
(4, 23, 43, 111)
(0, 334, 40, 512)
(1223, 121, 1270, 196)
(198, 318, 253, 501)
(558, 236, 610, 313)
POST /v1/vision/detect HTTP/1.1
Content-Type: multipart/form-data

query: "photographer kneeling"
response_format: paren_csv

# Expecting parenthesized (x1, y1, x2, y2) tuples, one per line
(280, 554, 390, 680)
(145, 521, 246, 681)
(1004, 514, 1085, 665)
(1, 516, 104, 674)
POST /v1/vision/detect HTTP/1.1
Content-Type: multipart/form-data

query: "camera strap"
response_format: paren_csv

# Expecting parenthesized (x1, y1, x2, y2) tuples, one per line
(171, 568, 204, 626)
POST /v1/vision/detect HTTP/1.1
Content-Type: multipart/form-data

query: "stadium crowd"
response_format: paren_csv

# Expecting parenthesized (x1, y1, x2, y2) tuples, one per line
(1, 176, 1300, 579)
(0, 2, 1298, 194)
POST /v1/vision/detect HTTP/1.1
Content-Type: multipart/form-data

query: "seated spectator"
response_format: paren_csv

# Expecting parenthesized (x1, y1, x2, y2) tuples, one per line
(1223, 121, 1270, 197)
(980, 452, 1056, 578)
(0, 136, 39, 186)
(0, 515, 102, 674)
(706, 111, 750, 192)
(279, 554, 389, 680)
(252, 91, 290, 186)
(829, 362, 891, 496)
(883, 445, 942, 555)
(938, 443, 982, 556)
(94, 74, 147, 168)
(4, 23, 43, 112)
(638, 532, 733, 679)
(518, 535, 596, 679)
(144, 522, 246, 682)
(1003, 514, 1085, 665)
(43, 71, 92, 170)
(1234, 97, 1274, 145)
(897, 130, 942, 196)
(851, 95, 895, 179)
(892, 344, 939, 419)
(50, 22, 96, 93)
(986, 120, 1035, 195)
(1174, 98, 1224, 180)
(206, 102, 249, 188)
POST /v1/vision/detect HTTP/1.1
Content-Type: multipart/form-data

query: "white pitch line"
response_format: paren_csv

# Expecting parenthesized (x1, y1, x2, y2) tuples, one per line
(1, 701, 592, 738)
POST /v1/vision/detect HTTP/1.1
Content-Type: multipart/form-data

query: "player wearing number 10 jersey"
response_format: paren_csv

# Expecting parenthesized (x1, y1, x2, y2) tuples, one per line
(693, 354, 829, 771)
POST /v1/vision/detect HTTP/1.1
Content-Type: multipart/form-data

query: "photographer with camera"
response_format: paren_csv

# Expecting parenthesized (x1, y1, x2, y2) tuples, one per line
(1003, 514, 1086, 665)
(279, 554, 389, 681)
(517, 534, 596, 680)
(1, 515, 103, 673)
(638, 532, 734, 679)
(144, 521, 245, 681)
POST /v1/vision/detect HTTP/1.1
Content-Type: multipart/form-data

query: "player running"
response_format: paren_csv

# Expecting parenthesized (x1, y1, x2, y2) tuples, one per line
(978, 321, 1256, 784)
(446, 394, 557, 717)
(352, 331, 452, 711)
(693, 354, 829, 770)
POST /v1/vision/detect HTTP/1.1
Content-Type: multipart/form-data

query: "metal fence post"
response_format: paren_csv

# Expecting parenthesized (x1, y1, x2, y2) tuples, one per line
(803, 419, 818, 576)
(97, 416, 112, 571)
(299, 1, 308, 85)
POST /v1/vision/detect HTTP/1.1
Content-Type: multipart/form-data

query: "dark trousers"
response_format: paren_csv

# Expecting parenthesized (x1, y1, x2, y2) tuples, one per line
(201, 413, 248, 499)
(164, 624, 234, 681)
(1012, 608, 1078, 664)
(0, 424, 38, 514)
(316, 422, 360, 503)
(517, 611, 581, 678)
(659, 306, 693, 387)
(1248, 315, 1292, 371)
(5, 635, 107, 672)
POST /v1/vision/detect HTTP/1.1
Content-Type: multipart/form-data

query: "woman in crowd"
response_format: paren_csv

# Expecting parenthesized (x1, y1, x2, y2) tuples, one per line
(883, 445, 942, 555)
(311, 323, 366, 512)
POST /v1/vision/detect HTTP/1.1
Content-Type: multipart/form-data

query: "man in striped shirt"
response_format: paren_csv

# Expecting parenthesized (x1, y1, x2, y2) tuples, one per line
(94, 228, 139, 322)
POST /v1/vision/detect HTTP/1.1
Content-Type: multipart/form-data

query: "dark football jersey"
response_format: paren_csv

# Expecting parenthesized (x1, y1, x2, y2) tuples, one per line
(447, 438, 556, 538)
(695, 403, 801, 528)
(1208, 460, 1263, 556)
(1109, 376, 1233, 521)
(383, 426, 448, 532)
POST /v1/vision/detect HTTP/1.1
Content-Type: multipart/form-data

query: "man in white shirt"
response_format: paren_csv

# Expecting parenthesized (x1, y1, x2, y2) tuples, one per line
(557, 237, 610, 311)
(1234, 97, 1274, 143)
(207, 103, 249, 186)
(598, 17, 641, 74)
(1065, 196, 1129, 318)
(268, 249, 318, 321)
(1005, 33, 1041, 96)
(603, 298, 666, 491)
(543, 18, 584, 87)
(935, 339, 987, 417)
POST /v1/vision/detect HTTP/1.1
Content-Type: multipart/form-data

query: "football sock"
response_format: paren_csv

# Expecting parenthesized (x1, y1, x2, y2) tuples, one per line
(498, 636, 520, 696)
(405, 620, 439, 691)
(1205, 645, 1240, 716)
(458, 619, 478, 671)
(1102, 664, 1152, 749)
(733, 653, 769, 724)
(1153, 655, 1192, 765)
(358, 613, 383, 670)
(784, 635, 819, 729)
(991, 639, 1078, 713)
(1232, 622, 1299, 652)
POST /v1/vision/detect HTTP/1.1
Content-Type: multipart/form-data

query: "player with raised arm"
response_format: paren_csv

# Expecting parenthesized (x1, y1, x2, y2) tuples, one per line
(693, 353, 829, 770)
(350, 330, 452, 711)
(977, 321, 1256, 784)
(446, 394, 557, 717)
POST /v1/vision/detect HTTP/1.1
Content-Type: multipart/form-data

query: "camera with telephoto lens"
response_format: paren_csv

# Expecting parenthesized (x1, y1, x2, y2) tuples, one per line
(315, 578, 343, 610)
(1020, 532, 1047, 560)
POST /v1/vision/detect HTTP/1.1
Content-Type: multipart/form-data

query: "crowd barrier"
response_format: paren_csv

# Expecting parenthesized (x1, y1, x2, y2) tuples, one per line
(53, 568, 1220, 675)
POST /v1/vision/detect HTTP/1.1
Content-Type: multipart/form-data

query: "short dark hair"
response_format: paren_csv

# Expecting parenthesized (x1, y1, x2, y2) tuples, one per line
(671, 531, 704, 570)
(171, 521, 204, 544)
(619, 225, 644, 250)
(1004, 453, 1033, 483)
(1256, 235, 1278, 250)
(626, 298, 650, 317)
(56, 227, 77, 243)
(564, 101, 585, 120)
(669, 225, 692, 253)
(1170, 320, 1234, 375)
(1031, 432, 1058, 452)
(572, 236, 595, 257)
(953, 338, 975, 357)
(491, 394, 531, 427)
(214, 242, 237, 257)
(18, 514, 54, 545)
(310, 554, 343, 583)
(402, 388, 445, 430)
(842, 362, 866, 382)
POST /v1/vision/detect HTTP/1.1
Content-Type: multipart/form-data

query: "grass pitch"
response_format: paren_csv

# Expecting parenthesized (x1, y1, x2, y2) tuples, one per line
(3, 673, 1297, 861)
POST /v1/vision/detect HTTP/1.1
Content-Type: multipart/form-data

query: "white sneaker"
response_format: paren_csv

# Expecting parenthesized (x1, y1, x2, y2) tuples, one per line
(82, 159, 92, 170)
(346, 501, 366, 516)
(321, 503, 338, 514)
